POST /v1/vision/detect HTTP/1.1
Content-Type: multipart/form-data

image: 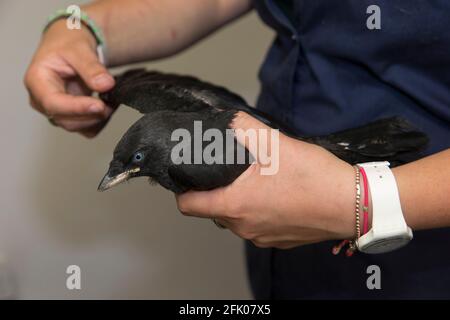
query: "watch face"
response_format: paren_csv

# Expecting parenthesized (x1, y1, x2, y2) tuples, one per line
(360, 236, 410, 254)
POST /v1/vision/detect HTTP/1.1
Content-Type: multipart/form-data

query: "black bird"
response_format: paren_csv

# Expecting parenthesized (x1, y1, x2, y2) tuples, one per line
(98, 69, 428, 193)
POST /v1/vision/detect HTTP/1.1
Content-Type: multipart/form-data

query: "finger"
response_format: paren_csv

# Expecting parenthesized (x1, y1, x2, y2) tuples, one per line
(176, 188, 228, 218)
(45, 93, 107, 117)
(79, 116, 111, 138)
(65, 46, 115, 92)
(27, 67, 108, 117)
(212, 218, 230, 229)
(274, 242, 307, 249)
(80, 130, 100, 139)
(250, 239, 302, 249)
(231, 111, 279, 163)
(51, 104, 114, 121)
(52, 117, 106, 132)
(28, 94, 44, 114)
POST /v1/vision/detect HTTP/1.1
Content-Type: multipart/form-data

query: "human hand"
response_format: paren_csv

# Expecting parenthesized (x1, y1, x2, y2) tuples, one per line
(176, 112, 357, 249)
(24, 19, 115, 137)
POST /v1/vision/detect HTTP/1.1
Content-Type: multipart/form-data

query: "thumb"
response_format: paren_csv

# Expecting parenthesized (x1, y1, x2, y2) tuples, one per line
(65, 46, 115, 92)
(175, 188, 229, 218)
(231, 111, 279, 167)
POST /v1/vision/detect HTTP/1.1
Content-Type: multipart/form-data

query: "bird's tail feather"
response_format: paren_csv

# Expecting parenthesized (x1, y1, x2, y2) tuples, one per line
(308, 117, 429, 166)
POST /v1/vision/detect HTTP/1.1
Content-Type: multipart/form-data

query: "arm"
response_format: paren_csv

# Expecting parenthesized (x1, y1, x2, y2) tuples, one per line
(84, 0, 253, 66)
(24, 0, 252, 137)
(394, 149, 450, 231)
(176, 113, 450, 249)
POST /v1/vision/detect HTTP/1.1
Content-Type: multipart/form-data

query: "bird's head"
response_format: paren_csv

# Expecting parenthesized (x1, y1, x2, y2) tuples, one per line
(98, 116, 161, 191)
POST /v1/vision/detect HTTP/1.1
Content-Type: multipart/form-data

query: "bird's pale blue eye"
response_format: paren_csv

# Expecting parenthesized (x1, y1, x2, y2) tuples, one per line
(133, 152, 144, 162)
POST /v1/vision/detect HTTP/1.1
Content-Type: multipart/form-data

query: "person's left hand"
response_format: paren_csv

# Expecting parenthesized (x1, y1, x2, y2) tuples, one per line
(176, 112, 357, 249)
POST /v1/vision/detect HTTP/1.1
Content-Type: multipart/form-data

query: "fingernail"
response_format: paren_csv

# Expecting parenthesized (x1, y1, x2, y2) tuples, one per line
(93, 74, 114, 88)
(81, 131, 97, 139)
(89, 104, 104, 113)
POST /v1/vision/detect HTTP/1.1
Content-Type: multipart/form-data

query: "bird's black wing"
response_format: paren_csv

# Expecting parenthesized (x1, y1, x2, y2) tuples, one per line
(100, 68, 247, 113)
(99, 68, 288, 131)
(307, 117, 429, 166)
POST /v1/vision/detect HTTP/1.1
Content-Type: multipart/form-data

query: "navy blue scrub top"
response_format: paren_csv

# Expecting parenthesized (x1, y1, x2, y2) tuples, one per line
(248, 0, 450, 299)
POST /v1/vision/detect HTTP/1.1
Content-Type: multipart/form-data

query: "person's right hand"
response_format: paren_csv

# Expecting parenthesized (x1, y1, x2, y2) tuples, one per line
(24, 19, 115, 138)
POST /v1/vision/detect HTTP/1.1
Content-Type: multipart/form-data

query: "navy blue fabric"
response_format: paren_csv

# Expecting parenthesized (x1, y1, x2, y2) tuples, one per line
(248, 0, 450, 299)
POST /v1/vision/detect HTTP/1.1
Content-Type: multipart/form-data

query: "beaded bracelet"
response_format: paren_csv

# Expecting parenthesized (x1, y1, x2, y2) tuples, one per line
(332, 166, 362, 257)
(43, 8, 107, 65)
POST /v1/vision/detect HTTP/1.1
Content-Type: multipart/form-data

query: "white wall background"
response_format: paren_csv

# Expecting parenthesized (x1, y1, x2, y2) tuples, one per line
(0, 0, 273, 299)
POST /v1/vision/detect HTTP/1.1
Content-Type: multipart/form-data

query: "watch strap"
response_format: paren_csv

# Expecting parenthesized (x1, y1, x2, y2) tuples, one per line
(356, 162, 412, 249)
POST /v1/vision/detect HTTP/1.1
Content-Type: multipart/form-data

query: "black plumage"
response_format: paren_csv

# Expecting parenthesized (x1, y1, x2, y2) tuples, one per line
(98, 69, 428, 193)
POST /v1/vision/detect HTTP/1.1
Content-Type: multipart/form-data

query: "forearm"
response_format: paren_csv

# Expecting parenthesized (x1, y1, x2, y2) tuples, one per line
(82, 0, 253, 66)
(393, 149, 450, 231)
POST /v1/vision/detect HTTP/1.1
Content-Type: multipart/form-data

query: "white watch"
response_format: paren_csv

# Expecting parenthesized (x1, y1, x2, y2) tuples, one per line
(356, 161, 413, 254)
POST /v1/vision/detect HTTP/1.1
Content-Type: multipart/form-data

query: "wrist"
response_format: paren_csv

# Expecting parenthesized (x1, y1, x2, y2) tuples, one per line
(330, 162, 358, 240)
(43, 6, 108, 64)
(391, 166, 415, 230)
(43, 19, 97, 51)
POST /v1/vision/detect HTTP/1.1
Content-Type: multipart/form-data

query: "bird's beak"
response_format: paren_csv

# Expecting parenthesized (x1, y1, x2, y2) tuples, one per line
(97, 167, 141, 192)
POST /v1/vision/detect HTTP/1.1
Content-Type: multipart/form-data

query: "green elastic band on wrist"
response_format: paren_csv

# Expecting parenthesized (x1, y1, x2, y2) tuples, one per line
(43, 8, 107, 64)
